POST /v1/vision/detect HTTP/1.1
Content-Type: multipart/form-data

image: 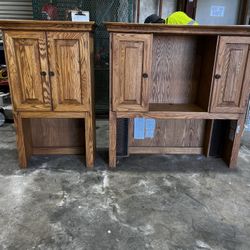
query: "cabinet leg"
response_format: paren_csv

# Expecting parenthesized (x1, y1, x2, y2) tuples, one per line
(13, 113, 32, 168)
(109, 111, 117, 168)
(85, 112, 95, 168)
(224, 116, 245, 168)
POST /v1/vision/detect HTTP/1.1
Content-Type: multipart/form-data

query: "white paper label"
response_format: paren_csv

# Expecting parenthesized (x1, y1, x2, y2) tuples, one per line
(210, 5, 225, 17)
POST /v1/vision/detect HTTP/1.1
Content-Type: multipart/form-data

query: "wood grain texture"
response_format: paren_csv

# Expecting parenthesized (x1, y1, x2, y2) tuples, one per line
(196, 36, 218, 111)
(109, 111, 117, 168)
(30, 119, 85, 148)
(0, 20, 95, 32)
(116, 111, 241, 120)
(4, 31, 51, 111)
(33, 147, 84, 155)
(3, 24, 95, 169)
(128, 147, 203, 155)
(107, 25, 250, 169)
(129, 119, 205, 147)
(150, 35, 200, 104)
(210, 36, 250, 113)
(47, 32, 90, 112)
(223, 116, 246, 168)
(13, 113, 32, 168)
(85, 112, 95, 168)
(112, 33, 152, 111)
(20, 112, 86, 119)
(105, 22, 250, 35)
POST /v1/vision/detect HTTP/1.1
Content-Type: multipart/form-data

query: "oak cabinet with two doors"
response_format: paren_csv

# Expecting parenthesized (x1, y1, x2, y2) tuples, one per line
(107, 23, 250, 168)
(112, 33, 250, 114)
(0, 20, 95, 168)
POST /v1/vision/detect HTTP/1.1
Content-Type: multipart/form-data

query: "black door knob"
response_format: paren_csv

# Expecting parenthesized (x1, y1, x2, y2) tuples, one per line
(142, 73, 148, 78)
(40, 71, 47, 76)
(214, 74, 221, 79)
(49, 71, 55, 77)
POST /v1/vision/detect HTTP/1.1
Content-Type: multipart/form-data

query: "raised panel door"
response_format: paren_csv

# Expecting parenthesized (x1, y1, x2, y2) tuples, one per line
(4, 31, 51, 111)
(47, 32, 90, 112)
(210, 36, 250, 113)
(112, 33, 152, 111)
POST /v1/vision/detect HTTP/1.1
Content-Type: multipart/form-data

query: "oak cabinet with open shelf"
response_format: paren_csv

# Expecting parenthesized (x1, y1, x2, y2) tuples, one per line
(106, 23, 250, 168)
(0, 20, 96, 168)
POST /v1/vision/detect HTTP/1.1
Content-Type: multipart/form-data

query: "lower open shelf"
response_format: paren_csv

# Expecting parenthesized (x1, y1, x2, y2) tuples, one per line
(128, 146, 203, 155)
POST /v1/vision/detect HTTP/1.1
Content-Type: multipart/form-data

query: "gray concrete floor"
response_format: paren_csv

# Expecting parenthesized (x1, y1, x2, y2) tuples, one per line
(0, 121, 250, 250)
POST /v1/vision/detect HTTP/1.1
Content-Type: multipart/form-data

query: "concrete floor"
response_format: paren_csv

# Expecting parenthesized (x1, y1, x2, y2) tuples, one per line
(0, 121, 250, 250)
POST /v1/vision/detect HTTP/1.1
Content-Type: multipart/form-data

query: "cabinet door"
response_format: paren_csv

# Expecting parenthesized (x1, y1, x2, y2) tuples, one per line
(210, 36, 250, 113)
(47, 32, 91, 112)
(4, 31, 51, 111)
(112, 33, 152, 111)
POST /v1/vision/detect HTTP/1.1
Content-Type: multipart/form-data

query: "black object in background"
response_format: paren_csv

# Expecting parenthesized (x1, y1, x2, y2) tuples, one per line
(116, 118, 128, 157)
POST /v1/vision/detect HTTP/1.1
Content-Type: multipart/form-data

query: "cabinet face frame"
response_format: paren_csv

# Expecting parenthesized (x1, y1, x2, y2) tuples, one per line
(47, 32, 91, 112)
(210, 36, 250, 113)
(4, 31, 52, 112)
(112, 33, 152, 112)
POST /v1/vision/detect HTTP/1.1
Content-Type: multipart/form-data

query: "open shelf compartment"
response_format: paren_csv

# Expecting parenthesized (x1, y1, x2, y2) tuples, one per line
(149, 34, 218, 112)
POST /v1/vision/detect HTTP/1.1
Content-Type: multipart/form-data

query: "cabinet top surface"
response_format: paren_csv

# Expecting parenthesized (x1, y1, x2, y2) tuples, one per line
(0, 19, 95, 31)
(105, 22, 250, 35)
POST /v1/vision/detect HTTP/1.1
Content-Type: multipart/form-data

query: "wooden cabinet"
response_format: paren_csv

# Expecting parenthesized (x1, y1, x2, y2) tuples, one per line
(106, 23, 250, 169)
(211, 36, 250, 113)
(4, 31, 51, 111)
(0, 20, 95, 168)
(47, 32, 90, 112)
(112, 33, 152, 111)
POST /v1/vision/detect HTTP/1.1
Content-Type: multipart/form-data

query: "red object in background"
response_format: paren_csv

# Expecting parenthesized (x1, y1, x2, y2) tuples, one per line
(42, 3, 58, 20)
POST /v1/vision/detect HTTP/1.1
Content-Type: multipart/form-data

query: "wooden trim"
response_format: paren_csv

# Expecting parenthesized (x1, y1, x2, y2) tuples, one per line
(223, 115, 246, 168)
(105, 22, 250, 35)
(128, 146, 203, 155)
(20, 112, 87, 119)
(116, 111, 241, 120)
(109, 111, 117, 168)
(33, 147, 84, 155)
(0, 20, 95, 31)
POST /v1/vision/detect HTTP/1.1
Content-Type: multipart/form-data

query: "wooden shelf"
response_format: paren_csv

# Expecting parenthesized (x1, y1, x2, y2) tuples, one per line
(149, 103, 205, 112)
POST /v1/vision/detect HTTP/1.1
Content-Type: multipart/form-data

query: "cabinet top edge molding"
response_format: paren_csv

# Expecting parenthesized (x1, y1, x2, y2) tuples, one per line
(105, 22, 250, 35)
(0, 20, 95, 31)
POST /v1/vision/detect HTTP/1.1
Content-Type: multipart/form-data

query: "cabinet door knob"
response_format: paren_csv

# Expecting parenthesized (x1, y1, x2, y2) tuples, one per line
(40, 71, 47, 77)
(49, 71, 55, 77)
(142, 73, 148, 78)
(214, 74, 221, 79)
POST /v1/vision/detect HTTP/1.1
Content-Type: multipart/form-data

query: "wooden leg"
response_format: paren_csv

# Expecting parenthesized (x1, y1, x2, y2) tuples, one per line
(223, 116, 246, 168)
(85, 112, 95, 168)
(109, 111, 117, 168)
(13, 113, 32, 168)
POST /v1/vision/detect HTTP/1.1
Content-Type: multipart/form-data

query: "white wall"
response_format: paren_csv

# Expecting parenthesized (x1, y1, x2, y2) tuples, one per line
(196, 0, 241, 25)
